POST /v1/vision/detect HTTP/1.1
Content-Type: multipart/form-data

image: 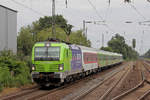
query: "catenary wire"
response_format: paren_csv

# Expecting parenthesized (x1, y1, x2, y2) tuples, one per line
(11, 0, 46, 16)
(87, 0, 104, 21)
(87, 0, 116, 33)
(129, 3, 146, 20)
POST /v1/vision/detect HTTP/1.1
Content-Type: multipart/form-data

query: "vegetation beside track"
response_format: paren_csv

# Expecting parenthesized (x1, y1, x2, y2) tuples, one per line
(142, 49, 150, 59)
(0, 50, 31, 92)
(101, 34, 139, 60)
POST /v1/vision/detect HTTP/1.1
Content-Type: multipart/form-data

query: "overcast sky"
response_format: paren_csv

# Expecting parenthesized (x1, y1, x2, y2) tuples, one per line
(0, 0, 150, 55)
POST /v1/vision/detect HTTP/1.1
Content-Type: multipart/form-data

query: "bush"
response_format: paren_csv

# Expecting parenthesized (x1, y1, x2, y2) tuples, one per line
(0, 86, 3, 92)
(0, 50, 32, 92)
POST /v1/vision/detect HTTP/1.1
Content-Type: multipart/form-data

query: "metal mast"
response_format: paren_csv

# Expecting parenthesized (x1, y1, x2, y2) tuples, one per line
(102, 33, 104, 47)
(52, 0, 56, 38)
(83, 20, 86, 36)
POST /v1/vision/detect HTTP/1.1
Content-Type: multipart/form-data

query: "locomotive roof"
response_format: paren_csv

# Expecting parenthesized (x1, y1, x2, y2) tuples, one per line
(77, 45, 122, 56)
(36, 41, 62, 44)
(34, 42, 122, 57)
(77, 45, 98, 52)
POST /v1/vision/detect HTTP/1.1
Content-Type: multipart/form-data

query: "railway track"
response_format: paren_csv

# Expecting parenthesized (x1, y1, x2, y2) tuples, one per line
(62, 63, 131, 100)
(111, 61, 150, 100)
(27, 80, 90, 100)
(1, 63, 125, 100)
(1, 79, 87, 100)
(0, 86, 39, 100)
(138, 62, 150, 100)
(98, 65, 131, 100)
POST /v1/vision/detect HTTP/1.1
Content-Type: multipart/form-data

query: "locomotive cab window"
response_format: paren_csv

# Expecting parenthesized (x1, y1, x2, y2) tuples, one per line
(34, 47, 60, 61)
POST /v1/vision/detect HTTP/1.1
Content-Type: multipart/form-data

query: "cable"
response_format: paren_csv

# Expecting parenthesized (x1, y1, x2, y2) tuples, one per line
(129, 4, 146, 20)
(11, 0, 46, 16)
(104, 24, 115, 33)
(87, 0, 116, 33)
(87, 0, 104, 21)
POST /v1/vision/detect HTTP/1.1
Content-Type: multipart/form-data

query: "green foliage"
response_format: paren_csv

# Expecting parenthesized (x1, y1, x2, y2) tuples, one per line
(17, 26, 34, 56)
(0, 85, 3, 92)
(101, 47, 113, 52)
(100, 34, 139, 60)
(70, 30, 91, 47)
(108, 34, 126, 54)
(143, 49, 150, 58)
(39, 15, 67, 31)
(0, 50, 31, 91)
(17, 15, 91, 56)
(36, 27, 67, 42)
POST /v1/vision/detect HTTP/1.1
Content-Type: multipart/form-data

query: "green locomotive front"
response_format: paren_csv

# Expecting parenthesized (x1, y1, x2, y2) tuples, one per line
(31, 42, 71, 86)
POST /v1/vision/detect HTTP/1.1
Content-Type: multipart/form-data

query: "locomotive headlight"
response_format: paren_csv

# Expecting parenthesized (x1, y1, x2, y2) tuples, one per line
(59, 64, 64, 71)
(32, 65, 36, 71)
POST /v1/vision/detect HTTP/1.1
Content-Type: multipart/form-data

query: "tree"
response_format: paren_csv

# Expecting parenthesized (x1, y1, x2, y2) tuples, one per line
(17, 15, 91, 56)
(70, 30, 91, 47)
(36, 27, 67, 42)
(63, 24, 73, 42)
(17, 26, 34, 56)
(108, 34, 126, 54)
(38, 15, 67, 31)
(100, 34, 138, 60)
(101, 47, 113, 52)
(143, 49, 150, 58)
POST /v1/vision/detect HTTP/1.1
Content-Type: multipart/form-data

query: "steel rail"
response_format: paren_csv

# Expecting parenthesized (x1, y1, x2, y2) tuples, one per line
(112, 62, 149, 100)
(1, 63, 124, 100)
(1, 87, 39, 100)
(138, 89, 150, 100)
(112, 71, 145, 100)
(99, 66, 130, 100)
(71, 63, 128, 100)
(137, 62, 150, 100)
(28, 66, 124, 100)
(23, 78, 91, 100)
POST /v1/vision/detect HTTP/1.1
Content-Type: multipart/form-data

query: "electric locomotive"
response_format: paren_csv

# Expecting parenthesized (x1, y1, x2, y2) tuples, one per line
(31, 40, 123, 86)
(31, 40, 83, 86)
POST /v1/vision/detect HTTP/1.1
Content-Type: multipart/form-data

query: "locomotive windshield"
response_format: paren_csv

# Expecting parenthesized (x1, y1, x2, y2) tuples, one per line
(34, 47, 60, 61)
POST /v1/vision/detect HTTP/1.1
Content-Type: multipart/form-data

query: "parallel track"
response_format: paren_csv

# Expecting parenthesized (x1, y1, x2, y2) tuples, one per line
(1, 79, 87, 100)
(1, 64, 124, 100)
(112, 61, 150, 100)
(137, 62, 150, 100)
(99, 65, 130, 100)
(0, 86, 39, 100)
(63, 63, 129, 100)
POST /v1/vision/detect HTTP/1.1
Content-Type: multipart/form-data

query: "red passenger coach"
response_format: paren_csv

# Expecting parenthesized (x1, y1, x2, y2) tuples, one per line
(83, 53, 98, 64)
(78, 45, 99, 72)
